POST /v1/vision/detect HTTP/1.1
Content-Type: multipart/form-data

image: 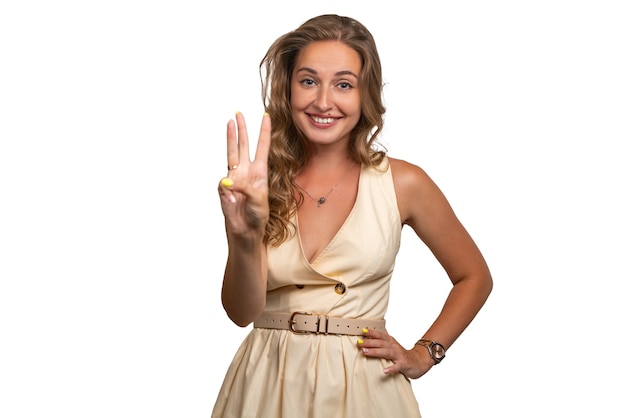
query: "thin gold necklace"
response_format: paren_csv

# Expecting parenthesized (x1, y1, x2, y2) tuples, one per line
(296, 161, 356, 207)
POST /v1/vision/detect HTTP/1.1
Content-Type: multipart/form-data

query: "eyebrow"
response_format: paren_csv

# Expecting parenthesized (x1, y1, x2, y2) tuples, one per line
(295, 67, 359, 78)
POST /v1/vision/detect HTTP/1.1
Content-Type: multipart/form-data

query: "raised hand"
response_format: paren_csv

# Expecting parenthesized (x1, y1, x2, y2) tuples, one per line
(218, 112, 272, 239)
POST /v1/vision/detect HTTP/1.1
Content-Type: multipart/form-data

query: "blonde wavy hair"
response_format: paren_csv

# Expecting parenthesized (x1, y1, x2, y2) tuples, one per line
(261, 14, 387, 245)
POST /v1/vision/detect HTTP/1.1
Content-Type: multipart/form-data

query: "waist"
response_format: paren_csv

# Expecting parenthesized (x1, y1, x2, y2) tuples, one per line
(253, 311, 385, 336)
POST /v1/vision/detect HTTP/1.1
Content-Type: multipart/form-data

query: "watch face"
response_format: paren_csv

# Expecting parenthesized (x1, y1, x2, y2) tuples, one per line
(432, 343, 446, 360)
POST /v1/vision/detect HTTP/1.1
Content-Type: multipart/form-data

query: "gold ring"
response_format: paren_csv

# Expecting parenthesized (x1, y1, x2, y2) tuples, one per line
(228, 164, 238, 170)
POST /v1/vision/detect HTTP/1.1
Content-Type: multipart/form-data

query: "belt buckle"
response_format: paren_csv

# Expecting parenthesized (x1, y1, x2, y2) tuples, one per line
(289, 311, 330, 334)
(289, 311, 312, 334)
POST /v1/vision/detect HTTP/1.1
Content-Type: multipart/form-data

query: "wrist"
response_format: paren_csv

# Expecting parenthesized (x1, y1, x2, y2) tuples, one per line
(414, 339, 446, 364)
(226, 228, 266, 249)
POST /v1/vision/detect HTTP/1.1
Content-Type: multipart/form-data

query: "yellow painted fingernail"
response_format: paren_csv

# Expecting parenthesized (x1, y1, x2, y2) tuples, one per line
(221, 177, 233, 187)
(357, 339, 363, 345)
(362, 328, 368, 334)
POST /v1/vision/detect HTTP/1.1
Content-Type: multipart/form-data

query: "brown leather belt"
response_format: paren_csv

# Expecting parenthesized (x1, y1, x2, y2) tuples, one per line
(253, 312, 386, 336)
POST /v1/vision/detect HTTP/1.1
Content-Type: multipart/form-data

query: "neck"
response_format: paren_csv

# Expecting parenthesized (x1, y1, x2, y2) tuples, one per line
(301, 154, 354, 177)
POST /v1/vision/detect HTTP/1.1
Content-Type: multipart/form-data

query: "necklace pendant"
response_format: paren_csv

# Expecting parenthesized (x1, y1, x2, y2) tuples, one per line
(317, 197, 326, 207)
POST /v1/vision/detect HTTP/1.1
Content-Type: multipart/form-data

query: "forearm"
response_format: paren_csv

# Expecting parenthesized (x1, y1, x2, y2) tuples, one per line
(221, 236, 268, 327)
(421, 272, 493, 349)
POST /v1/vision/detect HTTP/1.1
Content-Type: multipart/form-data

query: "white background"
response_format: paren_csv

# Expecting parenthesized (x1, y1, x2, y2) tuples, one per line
(1, 1, 625, 417)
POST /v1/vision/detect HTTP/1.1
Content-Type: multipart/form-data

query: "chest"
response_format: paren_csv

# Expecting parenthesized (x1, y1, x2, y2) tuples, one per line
(297, 181, 358, 263)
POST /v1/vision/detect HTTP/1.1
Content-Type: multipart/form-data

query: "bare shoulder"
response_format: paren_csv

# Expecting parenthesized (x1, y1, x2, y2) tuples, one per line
(388, 157, 431, 187)
(388, 157, 438, 199)
(388, 157, 448, 226)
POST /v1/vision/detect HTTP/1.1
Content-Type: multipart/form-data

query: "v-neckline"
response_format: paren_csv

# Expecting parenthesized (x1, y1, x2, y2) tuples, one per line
(295, 163, 363, 265)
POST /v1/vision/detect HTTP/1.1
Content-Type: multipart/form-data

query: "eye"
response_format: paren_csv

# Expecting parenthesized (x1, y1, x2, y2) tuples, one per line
(337, 82, 353, 90)
(300, 78, 316, 87)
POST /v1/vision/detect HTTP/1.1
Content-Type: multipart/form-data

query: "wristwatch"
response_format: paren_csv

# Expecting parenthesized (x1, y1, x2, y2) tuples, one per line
(415, 339, 446, 364)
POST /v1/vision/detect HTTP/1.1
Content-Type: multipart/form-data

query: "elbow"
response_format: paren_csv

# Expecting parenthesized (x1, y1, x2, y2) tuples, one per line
(455, 269, 493, 302)
(221, 282, 267, 327)
(230, 316, 254, 328)
(227, 310, 262, 328)
(222, 300, 265, 328)
(481, 271, 494, 300)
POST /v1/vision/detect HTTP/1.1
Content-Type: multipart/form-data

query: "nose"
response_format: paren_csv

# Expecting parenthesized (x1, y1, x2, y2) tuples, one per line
(313, 87, 332, 113)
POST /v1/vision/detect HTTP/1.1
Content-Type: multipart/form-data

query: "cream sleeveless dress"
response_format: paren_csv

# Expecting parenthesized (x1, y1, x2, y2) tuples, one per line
(212, 158, 421, 418)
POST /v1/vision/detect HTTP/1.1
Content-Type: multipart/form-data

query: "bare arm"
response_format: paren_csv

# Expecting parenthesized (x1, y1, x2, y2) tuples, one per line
(358, 158, 492, 378)
(394, 159, 492, 349)
(218, 112, 272, 326)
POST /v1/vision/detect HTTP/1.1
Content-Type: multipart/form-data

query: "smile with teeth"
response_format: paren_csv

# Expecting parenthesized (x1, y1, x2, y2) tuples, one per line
(311, 115, 337, 124)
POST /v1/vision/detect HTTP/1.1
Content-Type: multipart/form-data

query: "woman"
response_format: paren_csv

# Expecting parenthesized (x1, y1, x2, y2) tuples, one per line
(215, 14, 492, 418)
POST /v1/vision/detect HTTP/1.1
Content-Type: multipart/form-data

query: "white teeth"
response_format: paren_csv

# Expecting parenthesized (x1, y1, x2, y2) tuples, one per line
(311, 116, 335, 124)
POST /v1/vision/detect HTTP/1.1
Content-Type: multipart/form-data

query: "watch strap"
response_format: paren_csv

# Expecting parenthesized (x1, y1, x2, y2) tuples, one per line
(415, 338, 446, 364)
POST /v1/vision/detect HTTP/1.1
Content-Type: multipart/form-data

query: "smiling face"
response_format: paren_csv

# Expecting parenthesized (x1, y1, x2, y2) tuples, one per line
(290, 40, 362, 148)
